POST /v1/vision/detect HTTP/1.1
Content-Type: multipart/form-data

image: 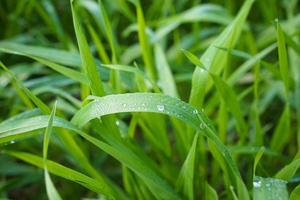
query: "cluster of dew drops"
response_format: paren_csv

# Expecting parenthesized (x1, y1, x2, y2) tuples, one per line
(119, 94, 207, 130)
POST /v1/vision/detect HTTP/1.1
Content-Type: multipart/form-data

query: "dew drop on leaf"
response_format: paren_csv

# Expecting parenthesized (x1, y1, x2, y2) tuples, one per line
(253, 180, 261, 188)
(157, 105, 165, 112)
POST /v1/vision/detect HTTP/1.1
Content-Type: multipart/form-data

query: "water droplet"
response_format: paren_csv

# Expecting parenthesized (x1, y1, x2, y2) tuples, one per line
(10, 140, 15, 144)
(199, 123, 206, 129)
(193, 109, 198, 114)
(116, 120, 120, 126)
(253, 181, 261, 188)
(122, 103, 127, 107)
(157, 105, 165, 112)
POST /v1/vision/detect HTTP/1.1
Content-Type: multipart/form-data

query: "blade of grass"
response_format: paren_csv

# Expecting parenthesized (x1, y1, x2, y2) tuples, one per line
(43, 101, 62, 200)
(176, 133, 199, 200)
(189, 0, 254, 109)
(253, 176, 288, 200)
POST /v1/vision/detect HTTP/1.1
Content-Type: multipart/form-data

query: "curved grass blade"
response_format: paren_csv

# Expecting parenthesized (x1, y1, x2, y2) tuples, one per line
(72, 93, 240, 177)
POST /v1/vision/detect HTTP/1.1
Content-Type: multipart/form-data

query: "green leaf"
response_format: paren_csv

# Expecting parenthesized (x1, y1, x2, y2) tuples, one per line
(189, 0, 254, 109)
(275, 158, 300, 181)
(176, 133, 199, 200)
(253, 147, 265, 176)
(253, 176, 288, 200)
(71, 93, 241, 180)
(210, 73, 248, 141)
(290, 184, 300, 200)
(205, 182, 218, 200)
(43, 102, 62, 200)
(155, 44, 178, 97)
(71, 0, 105, 96)
(5, 151, 115, 198)
(276, 20, 290, 92)
(181, 49, 205, 69)
(136, 2, 156, 80)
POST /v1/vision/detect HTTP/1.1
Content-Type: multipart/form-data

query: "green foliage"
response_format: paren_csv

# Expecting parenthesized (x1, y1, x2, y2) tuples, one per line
(0, 0, 300, 199)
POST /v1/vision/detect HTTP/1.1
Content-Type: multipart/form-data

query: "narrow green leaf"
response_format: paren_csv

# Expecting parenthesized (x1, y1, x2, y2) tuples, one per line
(70, 0, 105, 96)
(275, 158, 300, 181)
(253, 176, 288, 200)
(189, 0, 254, 109)
(176, 133, 199, 200)
(276, 20, 290, 92)
(205, 182, 218, 200)
(253, 147, 265, 176)
(154, 44, 178, 97)
(136, 2, 156, 80)
(5, 151, 114, 198)
(290, 184, 300, 200)
(43, 102, 62, 200)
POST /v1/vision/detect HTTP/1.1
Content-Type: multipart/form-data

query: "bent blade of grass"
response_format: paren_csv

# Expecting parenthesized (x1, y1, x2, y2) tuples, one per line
(253, 176, 289, 200)
(33, 57, 89, 85)
(71, 93, 241, 180)
(189, 0, 254, 109)
(151, 4, 231, 43)
(176, 133, 199, 200)
(43, 102, 62, 200)
(0, 42, 79, 68)
(0, 42, 110, 80)
(0, 92, 240, 199)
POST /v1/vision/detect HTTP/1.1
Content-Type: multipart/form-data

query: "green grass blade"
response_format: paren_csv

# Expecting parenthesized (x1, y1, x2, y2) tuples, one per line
(290, 184, 300, 200)
(33, 57, 89, 85)
(135, 2, 156, 81)
(71, 93, 241, 178)
(154, 44, 178, 97)
(276, 20, 290, 93)
(176, 133, 199, 200)
(253, 176, 288, 200)
(71, 0, 105, 96)
(43, 102, 62, 200)
(275, 158, 300, 181)
(205, 182, 218, 200)
(4, 151, 114, 198)
(189, 0, 254, 109)
(253, 147, 265, 177)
